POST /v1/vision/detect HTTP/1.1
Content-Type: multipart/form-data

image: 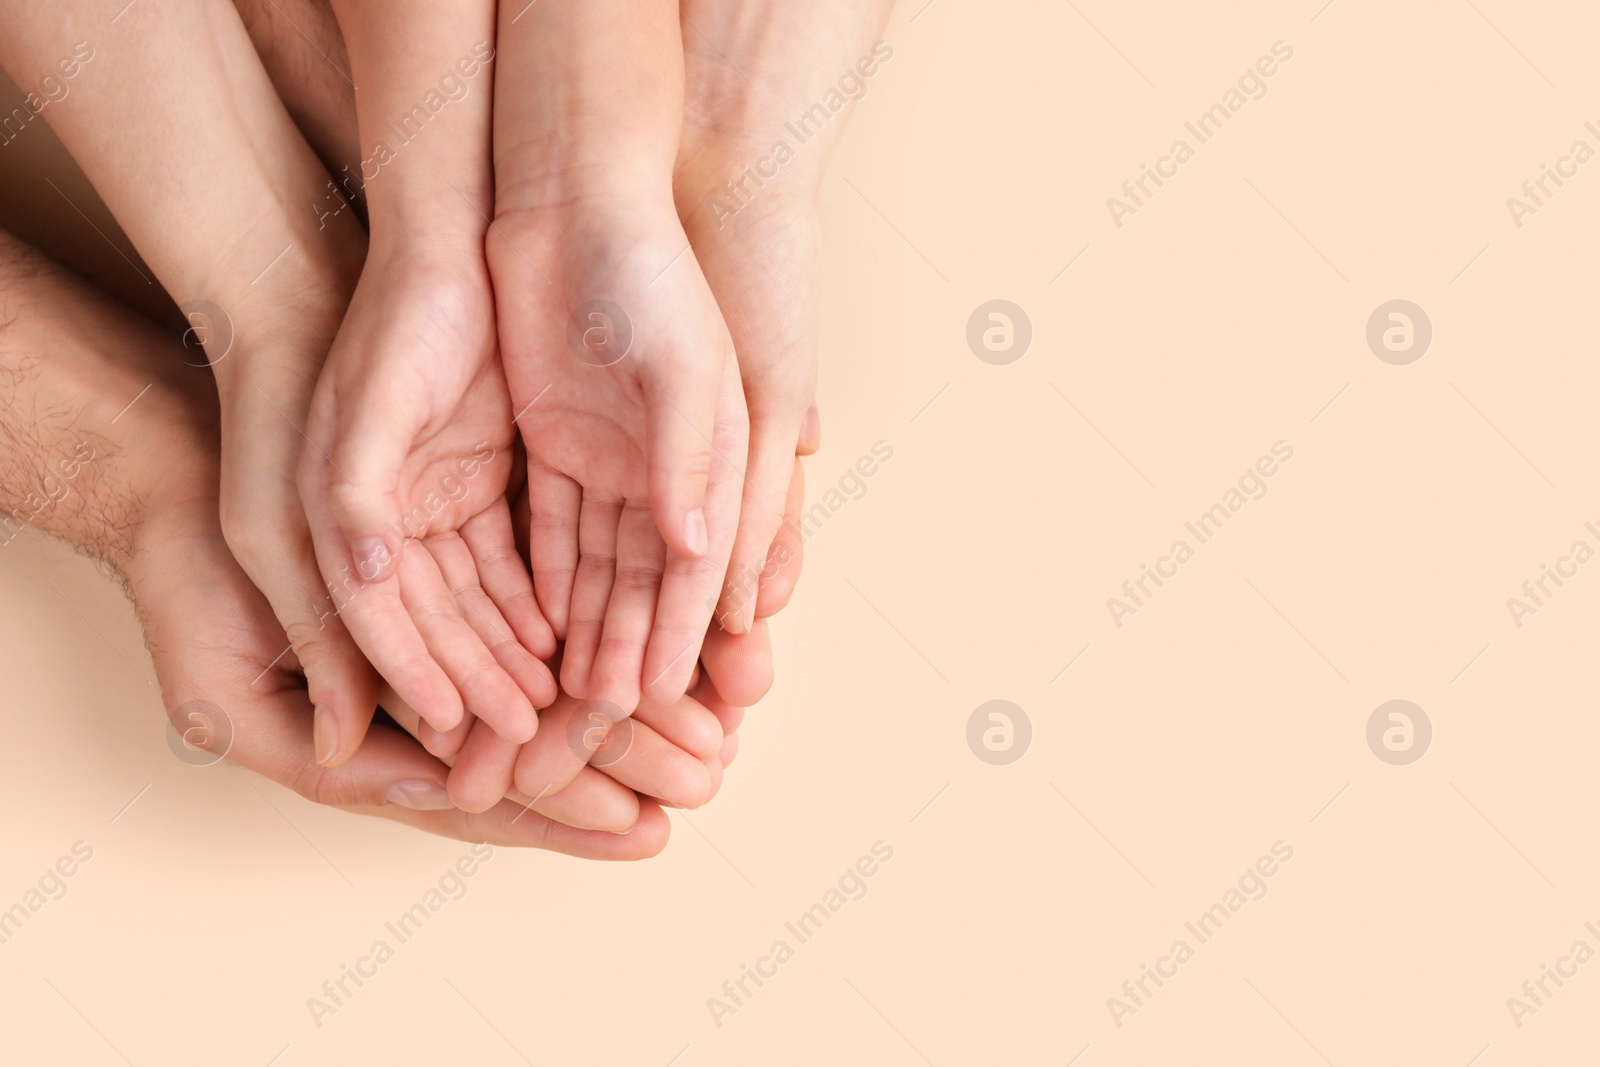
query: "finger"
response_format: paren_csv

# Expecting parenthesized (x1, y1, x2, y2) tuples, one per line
(314, 373, 427, 584)
(383, 687, 640, 834)
(378, 794, 670, 857)
(430, 528, 557, 709)
(230, 526, 381, 769)
(586, 501, 665, 713)
(507, 766, 640, 834)
(220, 416, 381, 768)
(633, 690, 723, 762)
(691, 670, 746, 739)
(445, 720, 521, 814)
(460, 499, 556, 659)
(755, 455, 806, 618)
(511, 694, 604, 801)
(700, 617, 773, 707)
(417, 710, 474, 761)
(593, 705, 715, 809)
(398, 542, 536, 743)
(329, 540, 465, 735)
(560, 491, 622, 699)
(717, 413, 801, 633)
(640, 370, 747, 704)
(797, 403, 821, 455)
(642, 336, 732, 559)
(524, 461, 581, 640)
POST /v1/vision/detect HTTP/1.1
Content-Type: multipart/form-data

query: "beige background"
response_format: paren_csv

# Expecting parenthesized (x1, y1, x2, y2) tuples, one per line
(3, 0, 1599, 1063)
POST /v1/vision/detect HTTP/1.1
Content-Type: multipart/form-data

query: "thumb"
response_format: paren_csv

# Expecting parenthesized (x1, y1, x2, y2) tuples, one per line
(312, 381, 424, 583)
(644, 347, 731, 559)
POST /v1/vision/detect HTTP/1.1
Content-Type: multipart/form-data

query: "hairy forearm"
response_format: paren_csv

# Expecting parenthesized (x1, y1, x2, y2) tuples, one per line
(0, 230, 215, 573)
(327, 0, 495, 253)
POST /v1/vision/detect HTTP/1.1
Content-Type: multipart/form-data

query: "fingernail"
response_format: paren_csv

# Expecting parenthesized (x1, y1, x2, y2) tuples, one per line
(800, 405, 821, 449)
(313, 705, 338, 765)
(350, 536, 393, 581)
(683, 508, 708, 556)
(385, 779, 454, 810)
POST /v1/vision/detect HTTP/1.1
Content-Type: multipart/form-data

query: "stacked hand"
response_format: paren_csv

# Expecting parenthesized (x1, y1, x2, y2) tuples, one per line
(0, 0, 894, 851)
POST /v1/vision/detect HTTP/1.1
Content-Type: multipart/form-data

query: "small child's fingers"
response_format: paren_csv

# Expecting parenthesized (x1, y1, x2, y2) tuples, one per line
(398, 544, 536, 744)
(641, 371, 745, 705)
(511, 694, 602, 802)
(429, 530, 557, 709)
(560, 491, 622, 700)
(586, 502, 664, 713)
(523, 462, 581, 641)
(591, 709, 715, 810)
(315, 375, 426, 586)
(460, 500, 556, 659)
(417, 711, 474, 760)
(446, 719, 520, 813)
(336, 544, 465, 734)
(642, 349, 725, 560)
(633, 690, 723, 762)
(690, 671, 746, 738)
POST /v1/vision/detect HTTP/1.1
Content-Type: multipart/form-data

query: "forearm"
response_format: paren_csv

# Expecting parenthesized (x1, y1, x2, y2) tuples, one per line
(493, 0, 685, 214)
(0, 231, 214, 573)
(327, 0, 495, 254)
(676, 0, 898, 205)
(0, 0, 363, 392)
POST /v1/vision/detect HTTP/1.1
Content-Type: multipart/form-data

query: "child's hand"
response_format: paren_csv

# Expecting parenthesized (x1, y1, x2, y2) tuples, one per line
(489, 201, 749, 716)
(299, 251, 557, 748)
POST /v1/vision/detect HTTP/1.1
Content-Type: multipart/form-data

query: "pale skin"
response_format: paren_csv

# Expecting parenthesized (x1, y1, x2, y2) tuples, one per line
(301, 0, 558, 759)
(0, 225, 746, 848)
(489, 0, 750, 719)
